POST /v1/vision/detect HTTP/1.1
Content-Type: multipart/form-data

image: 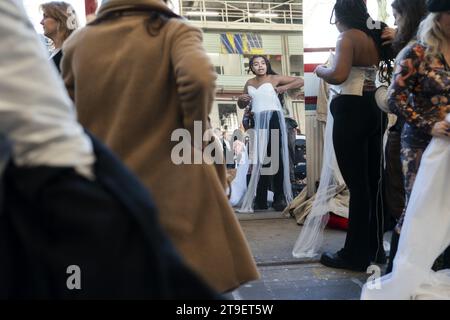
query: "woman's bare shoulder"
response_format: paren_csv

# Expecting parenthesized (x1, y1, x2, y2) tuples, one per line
(263, 74, 277, 83)
(246, 78, 257, 86)
(345, 29, 375, 43)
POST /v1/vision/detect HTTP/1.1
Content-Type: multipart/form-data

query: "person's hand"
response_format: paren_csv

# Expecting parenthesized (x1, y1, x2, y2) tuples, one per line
(382, 27, 397, 46)
(238, 94, 252, 108)
(431, 120, 450, 138)
(239, 94, 252, 103)
(314, 65, 326, 78)
(275, 86, 288, 94)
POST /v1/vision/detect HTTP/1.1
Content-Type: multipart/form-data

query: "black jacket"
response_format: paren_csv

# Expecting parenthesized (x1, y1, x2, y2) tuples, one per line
(51, 49, 62, 73)
(0, 133, 219, 299)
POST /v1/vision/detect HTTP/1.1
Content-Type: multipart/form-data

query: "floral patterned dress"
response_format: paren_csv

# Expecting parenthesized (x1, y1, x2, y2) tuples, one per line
(388, 42, 450, 232)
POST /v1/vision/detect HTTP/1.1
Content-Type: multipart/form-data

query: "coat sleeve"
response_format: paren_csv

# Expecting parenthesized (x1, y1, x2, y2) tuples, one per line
(387, 44, 432, 134)
(170, 21, 217, 143)
(169, 22, 228, 189)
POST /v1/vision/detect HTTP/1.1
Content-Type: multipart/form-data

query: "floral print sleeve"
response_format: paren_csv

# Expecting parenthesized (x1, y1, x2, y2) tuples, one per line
(388, 43, 433, 134)
(388, 42, 450, 141)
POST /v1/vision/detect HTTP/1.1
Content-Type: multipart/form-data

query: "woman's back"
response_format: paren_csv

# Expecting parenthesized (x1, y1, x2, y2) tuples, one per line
(63, 16, 191, 155)
(346, 29, 380, 67)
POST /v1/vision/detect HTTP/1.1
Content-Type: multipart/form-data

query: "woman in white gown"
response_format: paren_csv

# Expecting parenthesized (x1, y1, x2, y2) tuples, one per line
(235, 56, 303, 212)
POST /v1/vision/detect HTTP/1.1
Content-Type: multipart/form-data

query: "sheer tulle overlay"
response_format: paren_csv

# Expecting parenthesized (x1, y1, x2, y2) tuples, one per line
(362, 135, 450, 300)
(292, 94, 345, 258)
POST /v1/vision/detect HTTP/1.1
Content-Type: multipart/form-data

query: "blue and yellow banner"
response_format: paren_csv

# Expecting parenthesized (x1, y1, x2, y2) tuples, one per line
(220, 33, 264, 54)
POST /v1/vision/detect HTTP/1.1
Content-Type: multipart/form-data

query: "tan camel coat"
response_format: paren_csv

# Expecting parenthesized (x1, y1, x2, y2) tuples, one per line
(61, 0, 259, 292)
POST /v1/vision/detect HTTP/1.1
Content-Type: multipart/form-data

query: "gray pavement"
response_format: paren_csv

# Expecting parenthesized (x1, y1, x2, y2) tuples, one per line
(231, 211, 388, 300)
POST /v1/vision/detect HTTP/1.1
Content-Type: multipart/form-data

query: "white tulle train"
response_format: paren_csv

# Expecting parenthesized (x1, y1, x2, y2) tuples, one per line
(361, 136, 450, 300)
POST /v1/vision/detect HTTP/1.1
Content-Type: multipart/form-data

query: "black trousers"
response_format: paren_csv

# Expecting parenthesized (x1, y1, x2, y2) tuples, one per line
(331, 92, 386, 267)
(254, 112, 285, 207)
(383, 126, 405, 223)
(0, 134, 218, 299)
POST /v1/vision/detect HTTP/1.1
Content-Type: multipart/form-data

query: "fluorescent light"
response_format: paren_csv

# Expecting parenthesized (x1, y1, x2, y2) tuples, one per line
(185, 11, 220, 17)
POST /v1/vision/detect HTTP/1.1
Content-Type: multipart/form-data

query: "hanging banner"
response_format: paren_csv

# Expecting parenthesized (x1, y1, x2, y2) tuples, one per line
(85, 0, 97, 15)
(85, 0, 97, 22)
(220, 33, 264, 54)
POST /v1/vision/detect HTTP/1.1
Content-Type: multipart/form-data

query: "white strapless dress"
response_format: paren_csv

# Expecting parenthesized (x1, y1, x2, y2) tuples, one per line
(248, 83, 283, 113)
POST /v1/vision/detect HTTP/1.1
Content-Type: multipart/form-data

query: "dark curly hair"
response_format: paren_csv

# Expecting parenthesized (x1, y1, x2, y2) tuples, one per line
(248, 55, 285, 107)
(391, 0, 428, 55)
(331, 0, 395, 83)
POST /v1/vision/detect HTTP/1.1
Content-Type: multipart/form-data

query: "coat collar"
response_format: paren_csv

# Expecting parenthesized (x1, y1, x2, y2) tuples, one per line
(97, 0, 179, 19)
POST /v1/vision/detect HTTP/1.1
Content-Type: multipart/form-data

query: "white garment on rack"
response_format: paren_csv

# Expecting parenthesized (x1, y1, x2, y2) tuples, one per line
(230, 146, 250, 207)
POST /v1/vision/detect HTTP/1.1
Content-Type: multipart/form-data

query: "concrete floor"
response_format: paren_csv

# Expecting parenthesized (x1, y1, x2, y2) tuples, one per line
(231, 211, 388, 300)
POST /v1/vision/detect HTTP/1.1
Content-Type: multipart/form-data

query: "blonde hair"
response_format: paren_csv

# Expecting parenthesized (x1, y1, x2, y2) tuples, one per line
(41, 1, 79, 41)
(417, 12, 448, 60)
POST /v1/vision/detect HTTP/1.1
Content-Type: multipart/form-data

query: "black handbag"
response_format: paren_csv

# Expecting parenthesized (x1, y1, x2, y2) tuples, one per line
(242, 107, 254, 130)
